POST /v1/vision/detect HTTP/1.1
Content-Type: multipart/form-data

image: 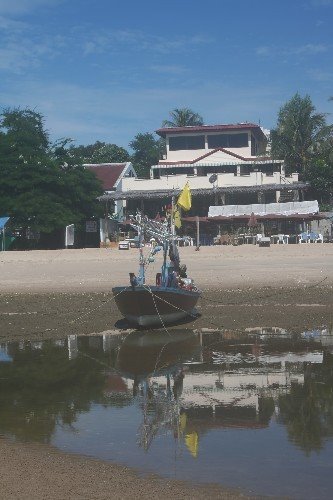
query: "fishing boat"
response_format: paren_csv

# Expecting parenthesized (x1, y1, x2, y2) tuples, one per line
(112, 206, 201, 327)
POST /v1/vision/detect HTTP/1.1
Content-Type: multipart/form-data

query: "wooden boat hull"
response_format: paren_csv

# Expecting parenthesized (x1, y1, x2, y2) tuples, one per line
(112, 285, 200, 327)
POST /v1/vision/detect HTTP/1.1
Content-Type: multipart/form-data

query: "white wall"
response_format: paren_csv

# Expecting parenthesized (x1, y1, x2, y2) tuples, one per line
(121, 172, 299, 192)
(164, 130, 258, 162)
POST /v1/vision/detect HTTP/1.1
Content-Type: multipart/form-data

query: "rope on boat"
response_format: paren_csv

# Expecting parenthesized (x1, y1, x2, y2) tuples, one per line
(69, 286, 131, 325)
(142, 284, 172, 337)
(141, 284, 178, 374)
(142, 284, 200, 321)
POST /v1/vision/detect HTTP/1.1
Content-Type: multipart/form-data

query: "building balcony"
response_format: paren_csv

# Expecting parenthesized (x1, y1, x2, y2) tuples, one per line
(121, 172, 299, 193)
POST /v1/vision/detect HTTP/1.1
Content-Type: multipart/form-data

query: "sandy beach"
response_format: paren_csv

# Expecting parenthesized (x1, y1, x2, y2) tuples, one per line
(1, 244, 333, 293)
(1, 244, 332, 341)
(1, 244, 333, 498)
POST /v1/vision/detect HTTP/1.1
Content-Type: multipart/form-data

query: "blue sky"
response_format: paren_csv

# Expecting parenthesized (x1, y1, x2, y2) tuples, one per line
(0, 0, 332, 149)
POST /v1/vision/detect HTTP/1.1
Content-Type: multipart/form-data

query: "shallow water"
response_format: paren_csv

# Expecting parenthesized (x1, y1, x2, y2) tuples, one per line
(1, 326, 333, 499)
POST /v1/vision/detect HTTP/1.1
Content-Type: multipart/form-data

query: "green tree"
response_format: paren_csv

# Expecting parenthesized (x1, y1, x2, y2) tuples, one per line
(271, 93, 330, 176)
(129, 132, 165, 178)
(69, 141, 130, 164)
(162, 108, 204, 127)
(0, 107, 49, 158)
(0, 108, 103, 236)
(304, 136, 333, 208)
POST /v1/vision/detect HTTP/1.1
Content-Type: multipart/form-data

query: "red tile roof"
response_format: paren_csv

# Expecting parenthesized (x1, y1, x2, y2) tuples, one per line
(156, 123, 266, 140)
(85, 163, 128, 191)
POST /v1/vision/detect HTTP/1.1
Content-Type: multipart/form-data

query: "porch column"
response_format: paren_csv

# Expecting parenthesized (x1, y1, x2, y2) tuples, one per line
(276, 190, 281, 202)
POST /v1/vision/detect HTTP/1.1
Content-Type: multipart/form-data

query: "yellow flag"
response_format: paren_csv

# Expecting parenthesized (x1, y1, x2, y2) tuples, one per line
(185, 432, 198, 458)
(177, 182, 191, 211)
(173, 206, 182, 228)
(179, 413, 187, 433)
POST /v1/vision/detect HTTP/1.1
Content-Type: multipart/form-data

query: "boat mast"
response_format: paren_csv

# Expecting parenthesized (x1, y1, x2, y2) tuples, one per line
(161, 196, 175, 287)
(137, 214, 145, 285)
(171, 195, 176, 240)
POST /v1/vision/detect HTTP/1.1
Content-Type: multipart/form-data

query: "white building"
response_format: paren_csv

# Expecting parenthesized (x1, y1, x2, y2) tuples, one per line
(115, 123, 307, 208)
(94, 123, 317, 241)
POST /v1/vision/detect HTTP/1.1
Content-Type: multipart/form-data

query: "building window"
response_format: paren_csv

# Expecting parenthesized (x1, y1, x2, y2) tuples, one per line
(198, 165, 237, 176)
(240, 165, 251, 176)
(169, 135, 205, 151)
(207, 133, 248, 149)
(160, 167, 194, 176)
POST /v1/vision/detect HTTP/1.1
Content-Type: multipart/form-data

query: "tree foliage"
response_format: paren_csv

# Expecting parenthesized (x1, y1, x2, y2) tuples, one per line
(69, 141, 130, 164)
(162, 108, 204, 127)
(271, 93, 330, 175)
(271, 93, 333, 207)
(0, 108, 103, 235)
(129, 132, 165, 178)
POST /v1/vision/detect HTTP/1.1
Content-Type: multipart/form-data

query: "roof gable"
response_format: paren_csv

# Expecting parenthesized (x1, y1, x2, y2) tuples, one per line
(85, 163, 131, 191)
(193, 148, 249, 164)
(158, 148, 271, 165)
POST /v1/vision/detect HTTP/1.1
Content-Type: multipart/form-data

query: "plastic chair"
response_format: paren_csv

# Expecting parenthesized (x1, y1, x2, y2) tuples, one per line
(256, 234, 263, 244)
(298, 232, 309, 244)
(308, 232, 317, 243)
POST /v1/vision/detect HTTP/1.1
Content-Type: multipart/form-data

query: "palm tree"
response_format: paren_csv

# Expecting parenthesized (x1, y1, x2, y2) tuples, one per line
(162, 108, 204, 127)
(271, 93, 329, 176)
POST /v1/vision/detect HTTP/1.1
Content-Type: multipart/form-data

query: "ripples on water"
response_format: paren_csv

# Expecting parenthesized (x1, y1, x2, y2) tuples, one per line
(1, 326, 333, 499)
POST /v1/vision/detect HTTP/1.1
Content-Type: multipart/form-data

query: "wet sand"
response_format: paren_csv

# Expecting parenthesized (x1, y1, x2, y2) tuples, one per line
(1, 245, 332, 342)
(0, 438, 247, 500)
(1, 245, 333, 498)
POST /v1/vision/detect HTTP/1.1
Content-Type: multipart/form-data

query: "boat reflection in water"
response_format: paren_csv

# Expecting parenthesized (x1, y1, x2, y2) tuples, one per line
(116, 330, 200, 452)
(116, 330, 199, 379)
(1, 326, 333, 498)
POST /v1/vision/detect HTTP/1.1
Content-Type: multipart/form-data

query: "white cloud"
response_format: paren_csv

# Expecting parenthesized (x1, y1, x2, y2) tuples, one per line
(0, 78, 286, 147)
(256, 46, 271, 56)
(256, 43, 329, 59)
(79, 29, 212, 57)
(0, 15, 26, 30)
(0, 21, 212, 77)
(310, 0, 333, 6)
(307, 68, 333, 81)
(0, 0, 64, 15)
(290, 43, 328, 55)
(0, 38, 59, 72)
(149, 65, 188, 75)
